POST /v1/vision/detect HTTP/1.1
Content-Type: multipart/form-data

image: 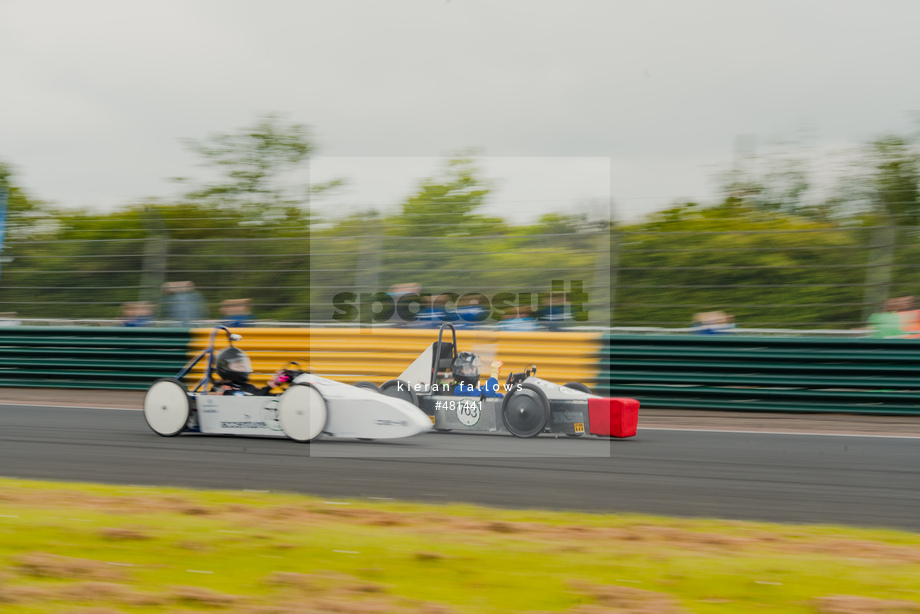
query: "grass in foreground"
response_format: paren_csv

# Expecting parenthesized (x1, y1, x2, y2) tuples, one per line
(0, 478, 919, 613)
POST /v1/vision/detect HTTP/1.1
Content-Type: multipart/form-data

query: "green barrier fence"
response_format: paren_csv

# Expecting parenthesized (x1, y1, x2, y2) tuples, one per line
(4, 327, 920, 414)
(597, 334, 920, 415)
(0, 327, 192, 390)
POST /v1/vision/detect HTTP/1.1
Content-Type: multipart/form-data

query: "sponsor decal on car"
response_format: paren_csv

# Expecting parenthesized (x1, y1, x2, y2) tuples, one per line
(375, 419, 409, 427)
(220, 421, 268, 429)
(260, 398, 282, 431)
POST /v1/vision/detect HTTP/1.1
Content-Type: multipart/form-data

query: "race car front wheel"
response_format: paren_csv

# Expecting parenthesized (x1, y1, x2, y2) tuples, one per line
(144, 378, 191, 437)
(501, 383, 549, 438)
(277, 384, 328, 442)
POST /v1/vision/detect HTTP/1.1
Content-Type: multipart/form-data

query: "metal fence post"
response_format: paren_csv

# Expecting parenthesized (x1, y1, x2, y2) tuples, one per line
(608, 224, 621, 326)
(354, 226, 383, 327)
(861, 224, 896, 323)
(140, 208, 170, 306)
(590, 226, 611, 326)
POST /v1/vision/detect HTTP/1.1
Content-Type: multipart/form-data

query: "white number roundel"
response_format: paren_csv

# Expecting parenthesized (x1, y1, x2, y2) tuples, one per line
(457, 400, 480, 427)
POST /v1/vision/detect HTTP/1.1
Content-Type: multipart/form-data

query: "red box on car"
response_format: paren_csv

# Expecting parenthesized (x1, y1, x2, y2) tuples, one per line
(588, 397, 639, 438)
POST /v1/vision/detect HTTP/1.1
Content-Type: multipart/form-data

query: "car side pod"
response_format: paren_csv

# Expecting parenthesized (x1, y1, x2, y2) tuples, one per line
(588, 397, 639, 438)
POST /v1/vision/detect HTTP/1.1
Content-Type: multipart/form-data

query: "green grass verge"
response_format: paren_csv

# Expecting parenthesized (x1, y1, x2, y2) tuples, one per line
(1, 478, 919, 613)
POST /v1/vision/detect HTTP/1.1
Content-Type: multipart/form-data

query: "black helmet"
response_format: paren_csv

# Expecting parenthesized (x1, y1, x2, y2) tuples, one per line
(216, 346, 252, 385)
(451, 351, 481, 386)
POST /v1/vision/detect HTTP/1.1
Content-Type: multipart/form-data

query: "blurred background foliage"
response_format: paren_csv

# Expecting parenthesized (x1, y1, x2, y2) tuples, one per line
(2, 114, 920, 329)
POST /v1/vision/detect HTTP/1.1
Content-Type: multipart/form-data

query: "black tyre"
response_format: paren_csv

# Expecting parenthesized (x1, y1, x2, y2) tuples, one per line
(501, 383, 549, 438)
(564, 382, 593, 394)
(353, 381, 381, 393)
(380, 379, 418, 406)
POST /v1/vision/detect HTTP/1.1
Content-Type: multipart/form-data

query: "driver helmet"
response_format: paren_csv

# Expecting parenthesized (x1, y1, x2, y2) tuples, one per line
(451, 351, 481, 387)
(216, 346, 252, 385)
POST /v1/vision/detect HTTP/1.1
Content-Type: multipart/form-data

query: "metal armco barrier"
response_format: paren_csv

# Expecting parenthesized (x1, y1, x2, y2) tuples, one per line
(597, 334, 920, 415)
(189, 327, 603, 389)
(0, 327, 192, 390)
(10, 327, 917, 415)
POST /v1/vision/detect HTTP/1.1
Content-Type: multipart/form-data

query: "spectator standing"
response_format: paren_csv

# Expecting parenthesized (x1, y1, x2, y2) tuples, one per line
(455, 294, 489, 329)
(415, 294, 448, 328)
(691, 311, 735, 335)
(0, 312, 21, 327)
(220, 298, 254, 327)
(121, 301, 154, 327)
(387, 283, 421, 328)
(388, 283, 421, 301)
(161, 281, 206, 327)
(497, 306, 539, 331)
(869, 297, 911, 339)
(536, 294, 568, 331)
(895, 296, 920, 338)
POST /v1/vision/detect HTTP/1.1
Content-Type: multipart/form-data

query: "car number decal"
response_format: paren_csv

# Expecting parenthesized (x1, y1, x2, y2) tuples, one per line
(456, 400, 481, 427)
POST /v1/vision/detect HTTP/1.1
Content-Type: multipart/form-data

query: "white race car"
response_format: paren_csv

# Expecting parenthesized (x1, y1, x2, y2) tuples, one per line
(143, 326, 432, 442)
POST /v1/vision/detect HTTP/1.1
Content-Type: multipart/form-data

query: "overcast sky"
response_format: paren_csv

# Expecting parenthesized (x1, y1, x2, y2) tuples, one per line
(2, 0, 919, 223)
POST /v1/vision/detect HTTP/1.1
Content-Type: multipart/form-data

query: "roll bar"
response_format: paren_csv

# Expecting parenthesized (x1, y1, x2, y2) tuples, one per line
(174, 326, 242, 392)
(430, 322, 458, 387)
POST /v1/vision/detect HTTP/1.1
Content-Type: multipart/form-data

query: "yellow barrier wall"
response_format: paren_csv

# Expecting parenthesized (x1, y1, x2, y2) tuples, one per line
(189, 328, 603, 388)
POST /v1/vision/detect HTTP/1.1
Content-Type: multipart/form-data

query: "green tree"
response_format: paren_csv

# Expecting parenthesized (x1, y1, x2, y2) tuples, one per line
(178, 113, 338, 216)
(0, 198, 313, 320)
(852, 135, 920, 317)
(392, 156, 504, 237)
(613, 201, 865, 328)
(866, 135, 920, 223)
(0, 160, 49, 237)
(815, 134, 920, 224)
(717, 148, 810, 215)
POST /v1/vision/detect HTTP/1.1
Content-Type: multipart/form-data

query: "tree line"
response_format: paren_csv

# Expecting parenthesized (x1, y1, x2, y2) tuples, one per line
(1, 116, 918, 328)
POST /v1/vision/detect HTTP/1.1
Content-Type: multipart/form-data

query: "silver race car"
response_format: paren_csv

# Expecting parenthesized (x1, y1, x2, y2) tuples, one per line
(143, 326, 432, 442)
(379, 323, 639, 439)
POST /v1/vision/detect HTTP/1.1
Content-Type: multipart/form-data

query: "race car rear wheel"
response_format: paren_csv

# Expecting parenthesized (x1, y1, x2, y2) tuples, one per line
(278, 384, 328, 442)
(353, 381, 381, 393)
(144, 378, 190, 437)
(380, 379, 418, 406)
(501, 383, 549, 438)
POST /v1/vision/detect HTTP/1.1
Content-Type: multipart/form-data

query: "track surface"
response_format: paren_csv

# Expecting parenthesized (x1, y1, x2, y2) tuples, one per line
(2, 405, 919, 531)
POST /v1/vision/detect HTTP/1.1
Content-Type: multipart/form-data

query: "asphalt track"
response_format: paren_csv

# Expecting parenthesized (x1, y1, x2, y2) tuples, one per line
(2, 404, 919, 531)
